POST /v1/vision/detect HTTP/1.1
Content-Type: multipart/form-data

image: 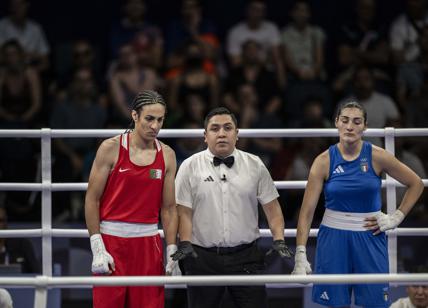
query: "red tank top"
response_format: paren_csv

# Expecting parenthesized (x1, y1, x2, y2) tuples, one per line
(100, 133, 165, 223)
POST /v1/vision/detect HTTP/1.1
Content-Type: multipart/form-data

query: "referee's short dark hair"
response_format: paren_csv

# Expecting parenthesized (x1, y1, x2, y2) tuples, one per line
(204, 107, 238, 129)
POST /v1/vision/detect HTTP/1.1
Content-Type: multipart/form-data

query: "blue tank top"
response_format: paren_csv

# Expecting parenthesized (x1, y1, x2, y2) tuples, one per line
(324, 141, 381, 213)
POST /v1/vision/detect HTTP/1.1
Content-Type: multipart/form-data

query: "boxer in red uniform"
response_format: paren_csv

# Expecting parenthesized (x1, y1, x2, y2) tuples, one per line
(85, 90, 180, 308)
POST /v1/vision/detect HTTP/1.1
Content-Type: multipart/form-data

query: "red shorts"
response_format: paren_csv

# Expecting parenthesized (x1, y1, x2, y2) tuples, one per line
(93, 233, 164, 308)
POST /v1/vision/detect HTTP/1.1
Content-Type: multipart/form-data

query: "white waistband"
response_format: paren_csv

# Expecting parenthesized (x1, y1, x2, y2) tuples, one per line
(100, 221, 158, 238)
(321, 208, 380, 231)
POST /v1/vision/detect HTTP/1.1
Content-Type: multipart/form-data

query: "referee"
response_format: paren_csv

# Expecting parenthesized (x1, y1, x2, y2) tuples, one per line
(172, 107, 292, 308)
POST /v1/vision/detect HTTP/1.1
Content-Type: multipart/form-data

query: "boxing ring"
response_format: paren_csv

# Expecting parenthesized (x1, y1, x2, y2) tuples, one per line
(0, 127, 427, 308)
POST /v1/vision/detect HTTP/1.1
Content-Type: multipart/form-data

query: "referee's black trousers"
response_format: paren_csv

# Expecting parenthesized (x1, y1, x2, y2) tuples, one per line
(181, 241, 267, 308)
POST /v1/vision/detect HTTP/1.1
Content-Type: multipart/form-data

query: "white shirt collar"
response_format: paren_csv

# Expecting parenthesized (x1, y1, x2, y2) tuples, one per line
(205, 148, 237, 160)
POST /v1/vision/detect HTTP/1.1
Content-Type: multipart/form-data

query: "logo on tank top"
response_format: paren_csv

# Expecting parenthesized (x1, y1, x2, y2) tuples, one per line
(360, 158, 368, 173)
(320, 291, 329, 301)
(332, 165, 345, 174)
(149, 169, 162, 179)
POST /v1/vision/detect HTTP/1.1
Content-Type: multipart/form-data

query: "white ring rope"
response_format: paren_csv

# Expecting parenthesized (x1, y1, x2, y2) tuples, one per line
(1, 179, 428, 191)
(1, 127, 428, 138)
(0, 274, 427, 288)
(1, 228, 428, 238)
(0, 128, 427, 308)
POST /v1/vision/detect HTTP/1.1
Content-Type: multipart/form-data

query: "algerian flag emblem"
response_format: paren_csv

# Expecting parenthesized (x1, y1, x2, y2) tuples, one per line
(150, 169, 162, 179)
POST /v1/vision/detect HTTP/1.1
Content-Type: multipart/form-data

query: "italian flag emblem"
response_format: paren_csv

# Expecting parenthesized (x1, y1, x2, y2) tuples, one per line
(360, 162, 368, 173)
(150, 169, 162, 179)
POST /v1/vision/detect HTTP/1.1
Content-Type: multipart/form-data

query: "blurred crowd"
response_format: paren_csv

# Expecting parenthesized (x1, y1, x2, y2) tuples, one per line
(0, 0, 427, 224)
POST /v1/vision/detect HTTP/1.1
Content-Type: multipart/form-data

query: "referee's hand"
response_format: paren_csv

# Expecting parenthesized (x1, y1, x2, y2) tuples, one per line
(171, 241, 198, 261)
(266, 239, 293, 258)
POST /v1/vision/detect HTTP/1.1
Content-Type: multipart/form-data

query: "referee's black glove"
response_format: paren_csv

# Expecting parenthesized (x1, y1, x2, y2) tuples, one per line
(266, 240, 293, 258)
(171, 241, 198, 261)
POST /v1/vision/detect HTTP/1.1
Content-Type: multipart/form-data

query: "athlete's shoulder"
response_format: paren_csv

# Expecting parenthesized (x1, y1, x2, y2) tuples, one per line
(371, 143, 397, 170)
(95, 135, 121, 166)
(371, 143, 391, 160)
(314, 149, 330, 166)
(159, 141, 175, 159)
(99, 135, 120, 153)
(310, 149, 330, 180)
(371, 143, 385, 155)
(159, 141, 177, 170)
(159, 140, 175, 156)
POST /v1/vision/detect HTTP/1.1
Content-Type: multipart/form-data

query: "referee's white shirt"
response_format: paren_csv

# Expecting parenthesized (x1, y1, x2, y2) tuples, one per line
(175, 148, 279, 248)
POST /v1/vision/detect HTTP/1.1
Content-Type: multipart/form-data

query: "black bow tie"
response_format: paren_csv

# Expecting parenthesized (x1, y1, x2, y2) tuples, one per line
(213, 156, 234, 168)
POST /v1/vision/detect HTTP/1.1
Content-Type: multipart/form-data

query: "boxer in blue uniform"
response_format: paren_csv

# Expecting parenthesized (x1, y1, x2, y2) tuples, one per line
(292, 101, 424, 307)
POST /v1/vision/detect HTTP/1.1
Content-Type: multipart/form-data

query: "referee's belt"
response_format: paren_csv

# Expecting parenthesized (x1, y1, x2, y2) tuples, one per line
(195, 241, 255, 255)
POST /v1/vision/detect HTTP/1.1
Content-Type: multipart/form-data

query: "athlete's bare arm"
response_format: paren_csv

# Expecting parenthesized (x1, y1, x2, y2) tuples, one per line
(372, 146, 424, 216)
(85, 137, 120, 236)
(160, 143, 179, 246)
(296, 150, 329, 247)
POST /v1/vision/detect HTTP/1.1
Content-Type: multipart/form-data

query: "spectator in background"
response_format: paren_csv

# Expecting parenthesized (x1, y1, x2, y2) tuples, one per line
(0, 207, 40, 273)
(281, 0, 326, 83)
(396, 25, 428, 108)
(283, 138, 327, 221)
(403, 72, 428, 200)
(281, 0, 331, 123)
(53, 40, 103, 101)
(391, 285, 428, 308)
(289, 96, 332, 128)
(334, 0, 391, 98)
(389, 118, 427, 222)
(343, 65, 399, 145)
(174, 120, 205, 167)
(50, 68, 106, 222)
(110, 0, 163, 70)
(233, 83, 283, 168)
(168, 40, 219, 114)
(0, 0, 50, 72)
(226, 0, 285, 89)
(224, 39, 283, 116)
(0, 39, 41, 220)
(390, 0, 428, 65)
(165, 0, 220, 69)
(0, 288, 13, 308)
(279, 97, 332, 220)
(182, 94, 207, 126)
(402, 31, 428, 128)
(298, 97, 332, 129)
(0, 39, 41, 127)
(108, 43, 159, 127)
(234, 83, 259, 131)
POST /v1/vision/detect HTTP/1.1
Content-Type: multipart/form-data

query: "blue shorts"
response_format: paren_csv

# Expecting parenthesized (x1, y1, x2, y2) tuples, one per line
(312, 225, 390, 307)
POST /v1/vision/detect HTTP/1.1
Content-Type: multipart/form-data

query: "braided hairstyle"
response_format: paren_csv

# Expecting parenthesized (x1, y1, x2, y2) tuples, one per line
(126, 90, 167, 132)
